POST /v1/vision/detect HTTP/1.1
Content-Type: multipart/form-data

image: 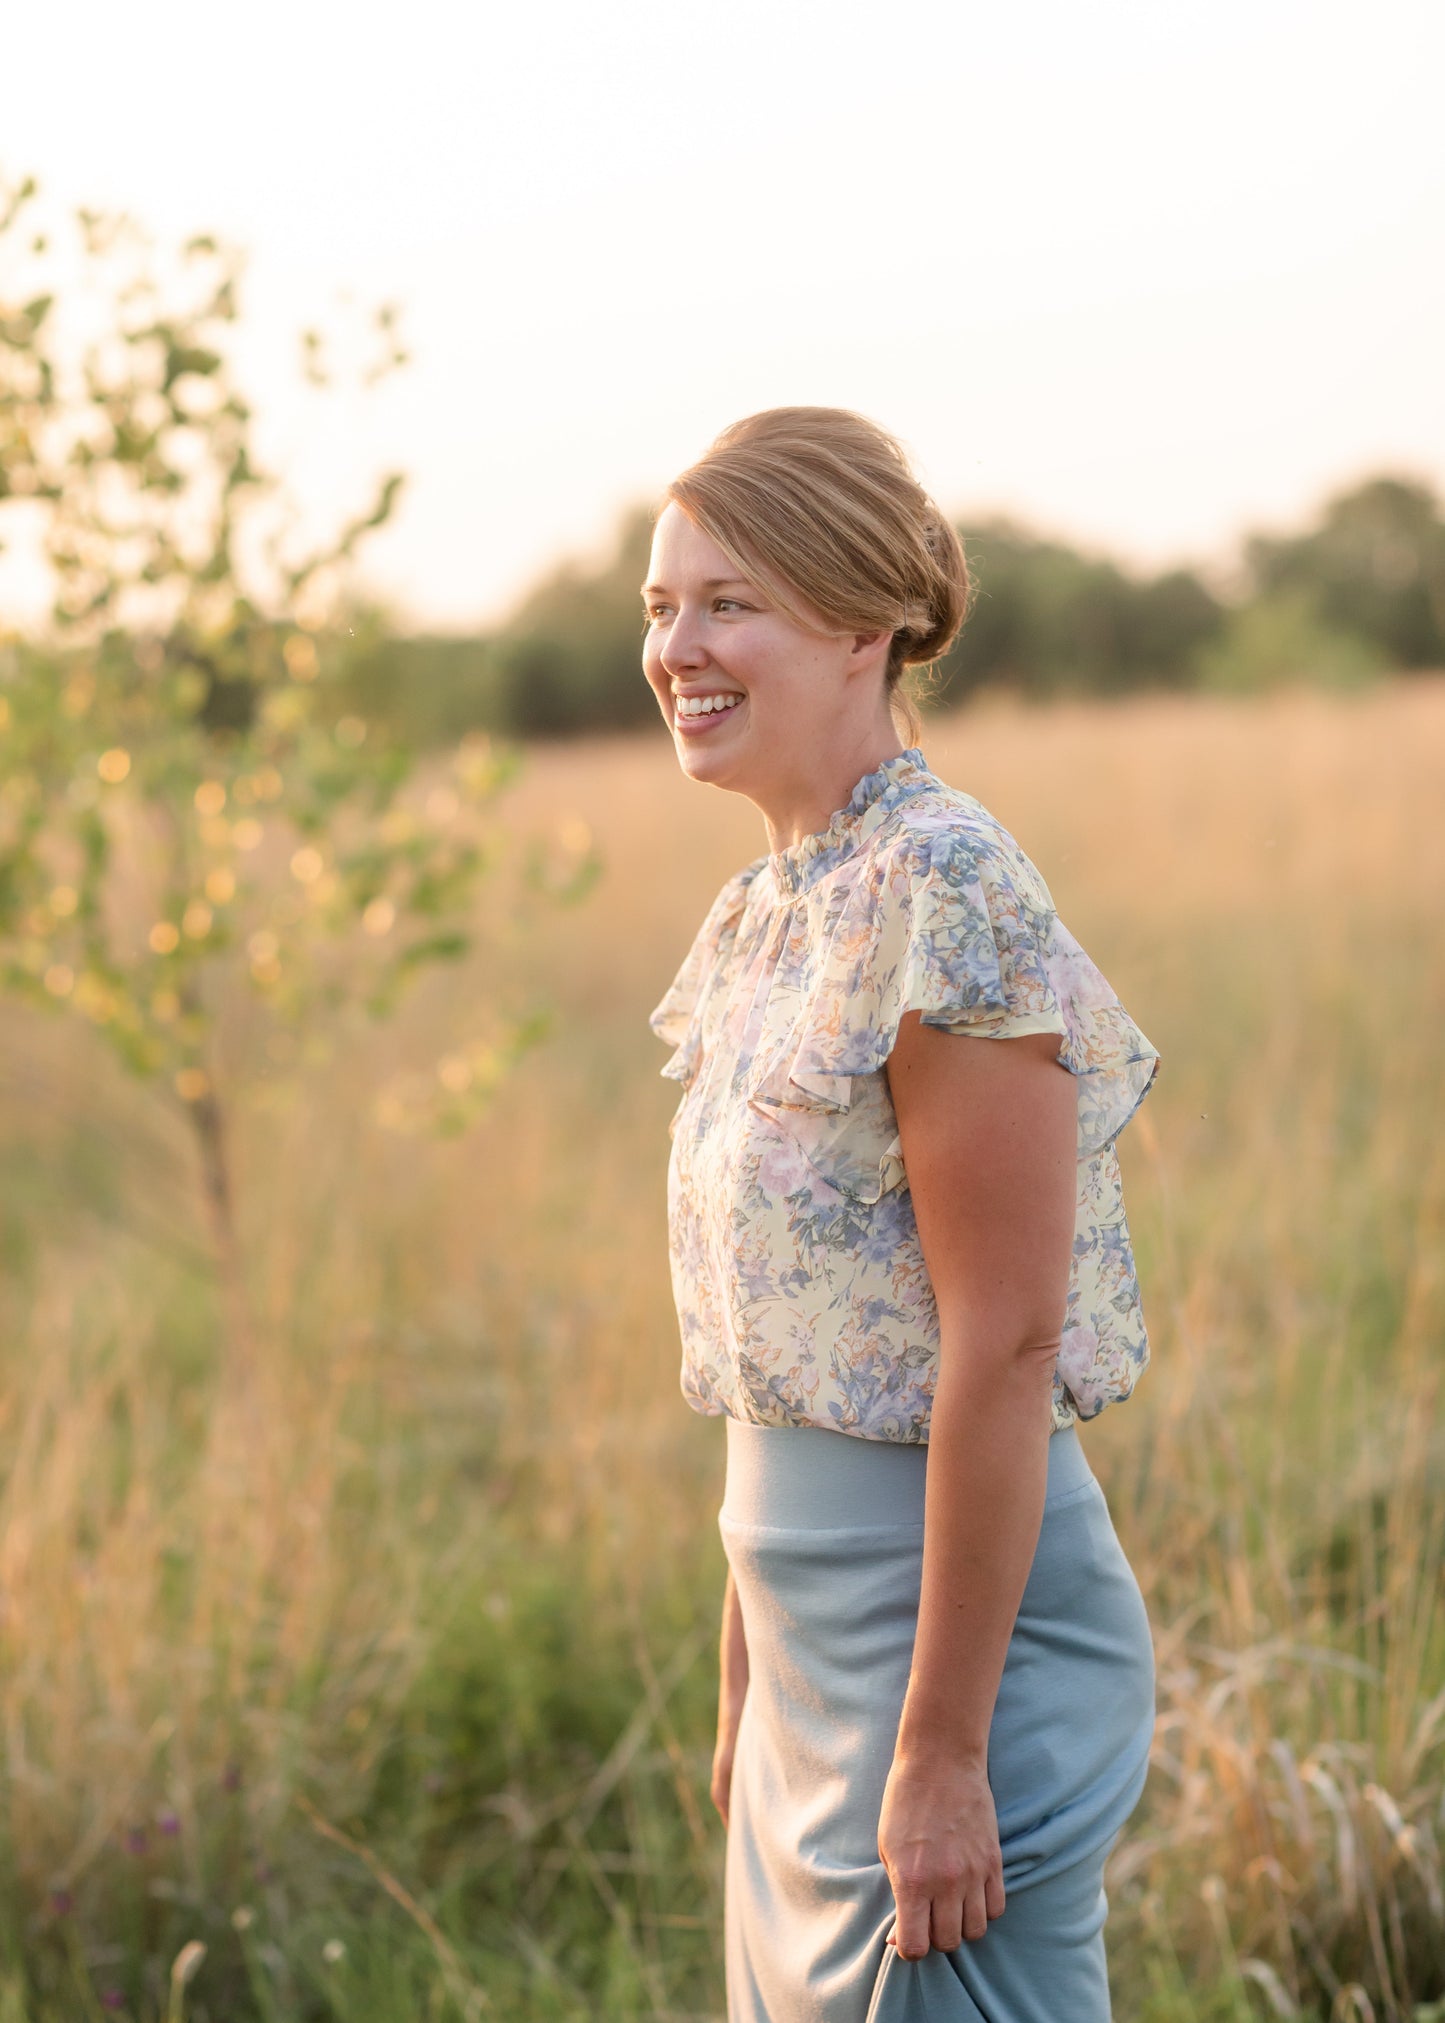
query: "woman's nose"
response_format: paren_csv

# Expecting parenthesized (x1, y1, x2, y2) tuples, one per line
(662, 610, 708, 674)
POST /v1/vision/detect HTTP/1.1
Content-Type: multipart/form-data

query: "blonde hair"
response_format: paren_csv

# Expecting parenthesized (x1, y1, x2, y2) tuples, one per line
(666, 406, 972, 742)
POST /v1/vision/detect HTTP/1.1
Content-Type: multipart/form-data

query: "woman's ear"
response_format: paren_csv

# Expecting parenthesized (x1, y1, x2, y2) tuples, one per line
(849, 627, 894, 660)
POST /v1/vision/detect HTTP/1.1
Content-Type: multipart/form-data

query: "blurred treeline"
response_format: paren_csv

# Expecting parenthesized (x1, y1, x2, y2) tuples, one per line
(334, 473, 1445, 745)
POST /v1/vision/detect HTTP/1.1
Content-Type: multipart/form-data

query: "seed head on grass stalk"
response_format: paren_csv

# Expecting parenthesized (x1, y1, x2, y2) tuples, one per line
(166, 1941, 205, 2023)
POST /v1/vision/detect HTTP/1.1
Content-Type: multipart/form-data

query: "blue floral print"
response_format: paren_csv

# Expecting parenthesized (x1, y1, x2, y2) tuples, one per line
(651, 749, 1161, 1441)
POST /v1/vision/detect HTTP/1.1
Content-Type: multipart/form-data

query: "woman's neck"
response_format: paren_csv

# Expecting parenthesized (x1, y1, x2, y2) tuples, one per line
(754, 731, 908, 856)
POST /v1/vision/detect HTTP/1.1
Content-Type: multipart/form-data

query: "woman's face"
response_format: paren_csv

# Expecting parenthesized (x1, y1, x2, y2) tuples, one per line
(641, 501, 892, 800)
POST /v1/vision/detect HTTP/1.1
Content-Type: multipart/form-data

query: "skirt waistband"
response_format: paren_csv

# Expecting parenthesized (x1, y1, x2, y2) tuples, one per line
(720, 1418, 1093, 1531)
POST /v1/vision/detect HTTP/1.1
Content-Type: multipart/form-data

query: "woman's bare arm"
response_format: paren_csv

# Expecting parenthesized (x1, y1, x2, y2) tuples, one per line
(878, 1014, 1079, 1958)
(712, 1564, 750, 1826)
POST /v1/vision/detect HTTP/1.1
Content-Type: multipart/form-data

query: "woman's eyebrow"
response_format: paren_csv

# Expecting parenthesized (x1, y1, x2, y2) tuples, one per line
(641, 577, 753, 596)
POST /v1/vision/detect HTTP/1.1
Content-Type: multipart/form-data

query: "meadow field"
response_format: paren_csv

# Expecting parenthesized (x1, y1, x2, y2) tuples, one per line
(0, 677, 1441, 2021)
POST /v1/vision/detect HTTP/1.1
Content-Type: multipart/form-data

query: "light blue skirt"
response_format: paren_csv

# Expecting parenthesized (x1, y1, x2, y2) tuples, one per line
(719, 1419, 1155, 2023)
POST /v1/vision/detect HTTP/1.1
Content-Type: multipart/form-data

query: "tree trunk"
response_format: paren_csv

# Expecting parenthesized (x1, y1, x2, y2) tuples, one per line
(186, 1072, 258, 1390)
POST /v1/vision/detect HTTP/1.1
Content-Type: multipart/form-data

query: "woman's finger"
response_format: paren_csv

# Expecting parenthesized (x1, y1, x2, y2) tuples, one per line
(962, 1886, 990, 1945)
(891, 1884, 932, 1961)
(984, 1871, 1006, 1923)
(929, 1893, 964, 1954)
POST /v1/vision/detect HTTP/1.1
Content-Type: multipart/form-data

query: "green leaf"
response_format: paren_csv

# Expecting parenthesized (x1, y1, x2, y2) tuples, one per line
(394, 931, 471, 970)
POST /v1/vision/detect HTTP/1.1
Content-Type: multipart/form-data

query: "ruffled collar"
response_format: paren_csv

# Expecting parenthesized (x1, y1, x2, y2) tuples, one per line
(768, 748, 932, 897)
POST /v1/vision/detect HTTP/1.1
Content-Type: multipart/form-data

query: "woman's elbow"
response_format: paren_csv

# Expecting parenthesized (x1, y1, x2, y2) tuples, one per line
(937, 1316, 1066, 1395)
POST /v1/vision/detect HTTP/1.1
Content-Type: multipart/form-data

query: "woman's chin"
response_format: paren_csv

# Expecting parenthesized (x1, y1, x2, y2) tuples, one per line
(674, 705, 749, 780)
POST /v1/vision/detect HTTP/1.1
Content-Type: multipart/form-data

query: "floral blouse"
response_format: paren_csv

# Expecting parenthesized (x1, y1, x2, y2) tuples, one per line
(650, 749, 1161, 1441)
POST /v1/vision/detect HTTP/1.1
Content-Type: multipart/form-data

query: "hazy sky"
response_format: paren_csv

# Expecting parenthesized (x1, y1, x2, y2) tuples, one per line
(5, 0, 1443, 628)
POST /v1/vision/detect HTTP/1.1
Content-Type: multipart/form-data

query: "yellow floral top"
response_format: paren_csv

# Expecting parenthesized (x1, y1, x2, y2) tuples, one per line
(649, 749, 1161, 1442)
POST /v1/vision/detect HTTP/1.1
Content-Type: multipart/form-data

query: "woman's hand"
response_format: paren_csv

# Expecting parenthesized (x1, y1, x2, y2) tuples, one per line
(711, 1719, 740, 1828)
(713, 1565, 749, 1829)
(877, 1753, 1006, 1958)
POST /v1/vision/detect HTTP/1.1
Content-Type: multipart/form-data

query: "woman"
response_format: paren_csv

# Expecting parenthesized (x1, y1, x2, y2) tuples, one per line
(644, 408, 1160, 2023)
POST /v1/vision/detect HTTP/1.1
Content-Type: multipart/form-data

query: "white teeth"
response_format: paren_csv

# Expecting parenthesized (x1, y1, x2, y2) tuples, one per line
(677, 693, 742, 717)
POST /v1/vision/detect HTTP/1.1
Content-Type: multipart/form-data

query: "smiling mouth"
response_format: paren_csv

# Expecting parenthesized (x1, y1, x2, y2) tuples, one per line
(673, 693, 745, 733)
(674, 692, 743, 717)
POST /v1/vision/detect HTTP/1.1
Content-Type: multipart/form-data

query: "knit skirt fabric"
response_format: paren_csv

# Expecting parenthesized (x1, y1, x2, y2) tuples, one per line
(718, 1418, 1155, 2023)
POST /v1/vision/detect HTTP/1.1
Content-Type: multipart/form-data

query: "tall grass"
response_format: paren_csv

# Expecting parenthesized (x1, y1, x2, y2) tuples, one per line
(0, 678, 1441, 2019)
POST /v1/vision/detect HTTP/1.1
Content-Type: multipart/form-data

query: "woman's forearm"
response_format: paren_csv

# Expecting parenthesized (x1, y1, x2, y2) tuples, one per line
(719, 1564, 750, 1733)
(893, 1336, 1058, 1765)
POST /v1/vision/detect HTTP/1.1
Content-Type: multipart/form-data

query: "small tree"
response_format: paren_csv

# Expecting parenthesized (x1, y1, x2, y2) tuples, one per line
(0, 174, 588, 1378)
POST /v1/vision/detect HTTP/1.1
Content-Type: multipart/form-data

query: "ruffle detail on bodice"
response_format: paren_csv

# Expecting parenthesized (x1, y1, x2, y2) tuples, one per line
(648, 859, 765, 1089)
(741, 818, 1160, 1203)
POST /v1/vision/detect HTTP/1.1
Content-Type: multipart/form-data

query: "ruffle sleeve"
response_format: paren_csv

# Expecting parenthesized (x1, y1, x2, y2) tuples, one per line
(648, 859, 764, 1086)
(745, 820, 1160, 1201)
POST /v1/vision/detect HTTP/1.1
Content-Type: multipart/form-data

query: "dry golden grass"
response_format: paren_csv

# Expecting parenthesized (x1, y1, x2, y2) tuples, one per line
(0, 675, 1441, 2018)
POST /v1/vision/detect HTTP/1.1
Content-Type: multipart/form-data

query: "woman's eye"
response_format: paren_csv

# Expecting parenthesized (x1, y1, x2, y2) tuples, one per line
(643, 598, 748, 621)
